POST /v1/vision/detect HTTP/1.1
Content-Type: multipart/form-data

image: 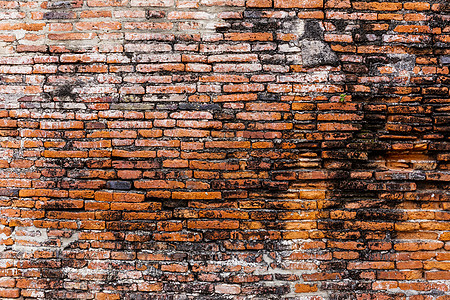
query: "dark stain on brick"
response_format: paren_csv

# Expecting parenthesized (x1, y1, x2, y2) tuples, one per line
(54, 84, 77, 100)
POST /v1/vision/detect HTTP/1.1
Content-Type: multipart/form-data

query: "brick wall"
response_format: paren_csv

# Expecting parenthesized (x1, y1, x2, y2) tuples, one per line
(0, 0, 449, 299)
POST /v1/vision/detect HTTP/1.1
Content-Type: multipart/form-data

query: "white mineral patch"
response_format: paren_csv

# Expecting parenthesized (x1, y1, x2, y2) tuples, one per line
(301, 40, 339, 67)
(0, 225, 78, 253)
(296, 20, 305, 37)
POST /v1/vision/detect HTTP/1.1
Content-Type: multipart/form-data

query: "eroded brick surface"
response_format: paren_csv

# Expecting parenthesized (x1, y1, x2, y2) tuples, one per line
(0, 0, 449, 299)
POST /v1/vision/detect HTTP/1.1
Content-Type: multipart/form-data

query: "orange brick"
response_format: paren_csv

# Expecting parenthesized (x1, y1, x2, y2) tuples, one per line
(274, 0, 322, 8)
(246, 0, 272, 7)
(172, 192, 221, 200)
(295, 284, 318, 293)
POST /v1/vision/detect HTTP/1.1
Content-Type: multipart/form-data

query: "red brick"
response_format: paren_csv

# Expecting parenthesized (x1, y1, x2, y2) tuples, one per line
(172, 192, 221, 200)
(246, 0, 272, 7)
(274, 0, 322, 8)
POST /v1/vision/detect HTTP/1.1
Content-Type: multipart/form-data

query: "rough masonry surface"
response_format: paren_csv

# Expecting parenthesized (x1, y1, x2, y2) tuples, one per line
(0, 0, 449, 299)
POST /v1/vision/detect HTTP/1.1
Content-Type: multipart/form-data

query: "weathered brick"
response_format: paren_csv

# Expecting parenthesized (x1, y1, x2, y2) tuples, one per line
(0, 0, 448, 298)
(274, 0, 323, 8)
